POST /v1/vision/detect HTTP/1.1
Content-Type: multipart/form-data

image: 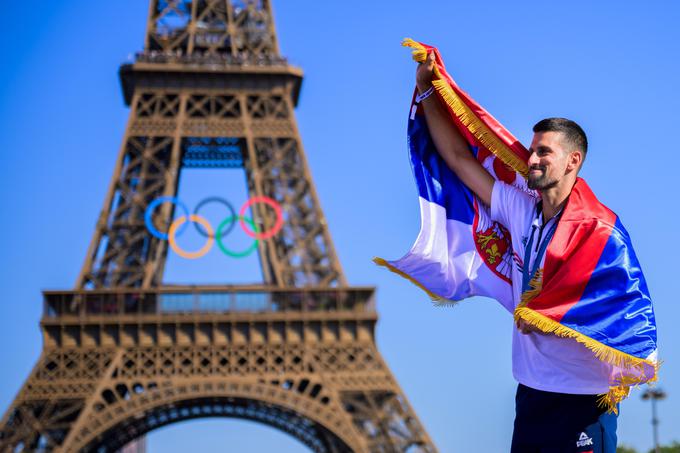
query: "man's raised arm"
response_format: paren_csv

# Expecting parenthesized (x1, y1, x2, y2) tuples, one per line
(416, 53, 494, 206)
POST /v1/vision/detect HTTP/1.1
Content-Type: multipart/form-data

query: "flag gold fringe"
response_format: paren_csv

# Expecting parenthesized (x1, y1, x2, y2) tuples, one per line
(373, 257, 454, 303)
(372, 257, 442, 300)
(513, 306, 655, 372)
(402, 38, 529, 179)
(597, 386, 629, 414)
(402, 38, 428, 62)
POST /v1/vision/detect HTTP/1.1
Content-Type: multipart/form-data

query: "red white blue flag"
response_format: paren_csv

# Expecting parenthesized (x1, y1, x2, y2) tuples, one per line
(375, 39, 658, 410)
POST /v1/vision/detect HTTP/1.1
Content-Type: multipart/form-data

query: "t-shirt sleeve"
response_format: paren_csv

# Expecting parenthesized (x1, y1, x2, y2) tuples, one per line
(491, 181, 536, 232)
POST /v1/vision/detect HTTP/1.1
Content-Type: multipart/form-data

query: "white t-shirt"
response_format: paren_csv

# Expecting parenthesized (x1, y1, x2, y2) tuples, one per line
(491, 181, 611, 394)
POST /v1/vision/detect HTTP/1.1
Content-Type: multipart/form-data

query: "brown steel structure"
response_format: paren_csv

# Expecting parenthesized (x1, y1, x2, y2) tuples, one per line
(0, 1, 437, 452)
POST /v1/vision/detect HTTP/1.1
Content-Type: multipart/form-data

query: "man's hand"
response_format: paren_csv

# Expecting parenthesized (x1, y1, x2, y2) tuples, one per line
(416, 52, 436, 93)
(516, 319, 547, 335)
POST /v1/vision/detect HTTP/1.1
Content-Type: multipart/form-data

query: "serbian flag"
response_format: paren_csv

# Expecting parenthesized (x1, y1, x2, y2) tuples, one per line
(374, 39, 658, 410)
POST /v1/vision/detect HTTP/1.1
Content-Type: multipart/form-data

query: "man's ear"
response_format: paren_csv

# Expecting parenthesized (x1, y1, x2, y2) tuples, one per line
(567, 150, 583, 172)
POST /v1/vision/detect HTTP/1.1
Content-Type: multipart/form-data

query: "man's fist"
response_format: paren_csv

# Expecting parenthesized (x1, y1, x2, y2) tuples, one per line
(416, 52, 436, 93)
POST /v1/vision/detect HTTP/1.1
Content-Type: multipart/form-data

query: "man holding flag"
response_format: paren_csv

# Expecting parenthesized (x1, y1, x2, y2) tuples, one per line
(376, 42, 658, 452)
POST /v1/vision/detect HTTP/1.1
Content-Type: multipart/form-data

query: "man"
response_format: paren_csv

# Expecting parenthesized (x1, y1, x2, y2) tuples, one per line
(415, 51, 618, 452)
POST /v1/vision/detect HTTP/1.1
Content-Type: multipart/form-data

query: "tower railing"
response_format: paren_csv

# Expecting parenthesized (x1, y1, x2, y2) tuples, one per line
(134, 49, 288, 66)
(43, 286, 376, 318)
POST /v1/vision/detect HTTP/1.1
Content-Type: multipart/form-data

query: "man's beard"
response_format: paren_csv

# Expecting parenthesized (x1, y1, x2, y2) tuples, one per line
(527, 168, 558, 190)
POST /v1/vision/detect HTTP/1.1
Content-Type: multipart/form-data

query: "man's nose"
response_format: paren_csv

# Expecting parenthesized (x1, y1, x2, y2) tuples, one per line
(528, 153, 539, 167)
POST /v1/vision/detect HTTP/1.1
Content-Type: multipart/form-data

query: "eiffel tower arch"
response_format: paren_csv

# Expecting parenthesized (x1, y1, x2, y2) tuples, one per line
(0, 1, 437, 452)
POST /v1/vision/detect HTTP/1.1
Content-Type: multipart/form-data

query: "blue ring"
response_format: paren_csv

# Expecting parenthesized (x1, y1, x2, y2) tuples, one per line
(144, 196, 190, 240)
(192, 196, 236, 239)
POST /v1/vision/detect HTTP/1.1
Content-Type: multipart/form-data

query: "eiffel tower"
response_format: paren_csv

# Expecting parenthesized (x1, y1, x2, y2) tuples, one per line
(0, 1, 437, 452)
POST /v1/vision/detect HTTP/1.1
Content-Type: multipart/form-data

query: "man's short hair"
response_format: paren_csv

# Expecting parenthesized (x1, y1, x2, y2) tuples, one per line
(533, 117, 588, 158)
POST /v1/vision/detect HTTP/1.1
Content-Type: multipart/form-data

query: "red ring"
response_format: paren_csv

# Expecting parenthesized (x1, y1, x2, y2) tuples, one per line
(239, 196, 283, 240)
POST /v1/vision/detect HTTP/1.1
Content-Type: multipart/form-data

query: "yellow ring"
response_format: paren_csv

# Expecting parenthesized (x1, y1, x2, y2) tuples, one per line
(168, 214, 214, 259)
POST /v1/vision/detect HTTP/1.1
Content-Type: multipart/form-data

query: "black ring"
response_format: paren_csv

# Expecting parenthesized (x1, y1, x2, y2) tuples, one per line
(192, 197, 236, 239)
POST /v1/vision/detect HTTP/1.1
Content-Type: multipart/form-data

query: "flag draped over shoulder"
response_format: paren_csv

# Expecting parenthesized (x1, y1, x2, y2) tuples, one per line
(374, 39, 658, 411)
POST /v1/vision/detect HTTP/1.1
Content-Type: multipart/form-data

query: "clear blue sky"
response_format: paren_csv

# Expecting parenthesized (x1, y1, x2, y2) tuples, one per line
(0, 1, 678, 451)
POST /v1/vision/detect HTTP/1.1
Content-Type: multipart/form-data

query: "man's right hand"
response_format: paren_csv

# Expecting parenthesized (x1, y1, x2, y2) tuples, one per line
(416, 52, 436, 93)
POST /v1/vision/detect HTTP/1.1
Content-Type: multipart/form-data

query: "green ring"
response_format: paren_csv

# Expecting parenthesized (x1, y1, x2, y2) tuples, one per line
(216, 215, 260, 258)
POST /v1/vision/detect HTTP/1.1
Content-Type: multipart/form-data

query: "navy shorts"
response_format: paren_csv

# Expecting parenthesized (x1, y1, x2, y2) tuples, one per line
(511, 384, 618, 453)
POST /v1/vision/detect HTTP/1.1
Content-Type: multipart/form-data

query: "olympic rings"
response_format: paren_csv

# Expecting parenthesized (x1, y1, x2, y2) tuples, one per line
(168, 215, 214, 259)
(144, 195, 283, 259)
(145, 196, 190, 240)
(239, 196, 284, 240)
(216, 216, 260, 258)
(193, 197, 236, 239)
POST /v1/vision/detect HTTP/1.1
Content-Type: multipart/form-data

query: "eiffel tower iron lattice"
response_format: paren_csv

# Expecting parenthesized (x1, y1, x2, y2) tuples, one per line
(0, 1, 437, 452)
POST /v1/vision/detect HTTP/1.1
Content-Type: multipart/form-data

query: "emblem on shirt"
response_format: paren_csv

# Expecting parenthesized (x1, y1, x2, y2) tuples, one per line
(576, 432, 593, 448)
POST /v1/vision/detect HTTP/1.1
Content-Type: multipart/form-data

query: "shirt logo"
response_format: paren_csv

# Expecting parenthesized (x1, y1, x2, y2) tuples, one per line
(576, 432, 593, 448)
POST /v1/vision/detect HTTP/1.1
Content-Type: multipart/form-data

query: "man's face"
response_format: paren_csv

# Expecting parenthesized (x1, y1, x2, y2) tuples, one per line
(527, 131, 572, 191)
